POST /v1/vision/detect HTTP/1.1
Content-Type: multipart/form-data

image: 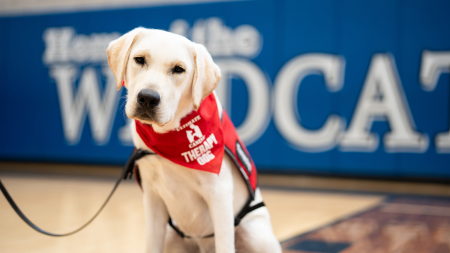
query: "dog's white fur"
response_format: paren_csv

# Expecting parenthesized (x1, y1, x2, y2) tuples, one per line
(107, 28, 281, 253)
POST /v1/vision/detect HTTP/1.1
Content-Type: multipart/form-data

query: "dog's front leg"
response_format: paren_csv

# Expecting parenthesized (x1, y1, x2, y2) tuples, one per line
(207, 192, 235, 253)
(143, 187, 168, 253)
(203, 172, 235, 253)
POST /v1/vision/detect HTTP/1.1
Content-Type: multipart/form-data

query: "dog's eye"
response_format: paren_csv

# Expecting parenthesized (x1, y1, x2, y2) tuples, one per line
(173, 66, 185, 74)
(134, 57, 145, 65)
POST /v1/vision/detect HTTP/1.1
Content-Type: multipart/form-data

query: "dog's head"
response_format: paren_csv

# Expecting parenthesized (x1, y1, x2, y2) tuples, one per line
(107, 28, 221, 130)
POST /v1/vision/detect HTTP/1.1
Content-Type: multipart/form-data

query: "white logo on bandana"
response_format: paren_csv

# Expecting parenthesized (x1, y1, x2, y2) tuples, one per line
(181, 133, 218, 166)
(183, 123, 217, 165)
(186, 124, 203, 143)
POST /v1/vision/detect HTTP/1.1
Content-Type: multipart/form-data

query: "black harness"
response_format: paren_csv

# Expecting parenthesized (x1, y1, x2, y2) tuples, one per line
(167, 198, 265, 239)
(133, 150, 265, 239)
(0, 149, 264, 237)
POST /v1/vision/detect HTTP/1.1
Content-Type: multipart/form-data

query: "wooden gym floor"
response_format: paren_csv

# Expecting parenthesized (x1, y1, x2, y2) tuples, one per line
(1, 162, 449, 253)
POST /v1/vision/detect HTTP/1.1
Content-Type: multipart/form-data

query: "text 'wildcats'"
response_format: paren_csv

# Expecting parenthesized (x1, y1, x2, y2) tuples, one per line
(43, 22, 450, 154)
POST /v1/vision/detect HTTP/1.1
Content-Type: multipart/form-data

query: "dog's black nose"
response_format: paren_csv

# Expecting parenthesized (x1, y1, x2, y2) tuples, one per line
(137, 89, 161, 108)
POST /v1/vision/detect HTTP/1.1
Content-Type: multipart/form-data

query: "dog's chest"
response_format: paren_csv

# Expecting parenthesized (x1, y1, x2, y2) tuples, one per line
(138, 155, 215, 235)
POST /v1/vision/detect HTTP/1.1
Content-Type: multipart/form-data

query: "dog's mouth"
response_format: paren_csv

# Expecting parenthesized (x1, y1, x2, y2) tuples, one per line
(133, 110, 156, 124)
(132, 109, 170, 127)
(136, 113, 153, 122)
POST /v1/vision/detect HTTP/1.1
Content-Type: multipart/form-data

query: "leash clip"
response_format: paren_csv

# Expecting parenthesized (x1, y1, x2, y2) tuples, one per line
(123, 149, 155, 180)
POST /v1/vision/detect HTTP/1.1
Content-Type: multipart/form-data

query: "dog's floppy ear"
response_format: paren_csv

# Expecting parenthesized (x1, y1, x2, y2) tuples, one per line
(192, 43, 221, 110)
(107, 28, 144, 90)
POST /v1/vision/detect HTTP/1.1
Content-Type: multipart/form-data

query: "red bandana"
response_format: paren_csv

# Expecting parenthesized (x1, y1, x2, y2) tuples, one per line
(135, 93, 257, 193)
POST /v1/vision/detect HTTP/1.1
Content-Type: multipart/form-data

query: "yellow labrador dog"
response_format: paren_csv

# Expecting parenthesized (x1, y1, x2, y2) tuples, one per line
(107, 27, 281, 253)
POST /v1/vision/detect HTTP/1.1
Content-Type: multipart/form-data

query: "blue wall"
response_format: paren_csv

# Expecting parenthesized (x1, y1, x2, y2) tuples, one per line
(1, 0, 449, 179)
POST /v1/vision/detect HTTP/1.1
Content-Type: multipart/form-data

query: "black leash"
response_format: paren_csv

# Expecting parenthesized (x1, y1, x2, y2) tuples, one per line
(0, 149, 154, 237)
(1, 148, 264, 238)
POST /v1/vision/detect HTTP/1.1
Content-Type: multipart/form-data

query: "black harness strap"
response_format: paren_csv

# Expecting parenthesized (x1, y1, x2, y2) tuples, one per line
(234, 198, 265, 227)
(0, 149, 154, 237)
(168, 196, 266, 239)
(168, 218, 215, 239)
